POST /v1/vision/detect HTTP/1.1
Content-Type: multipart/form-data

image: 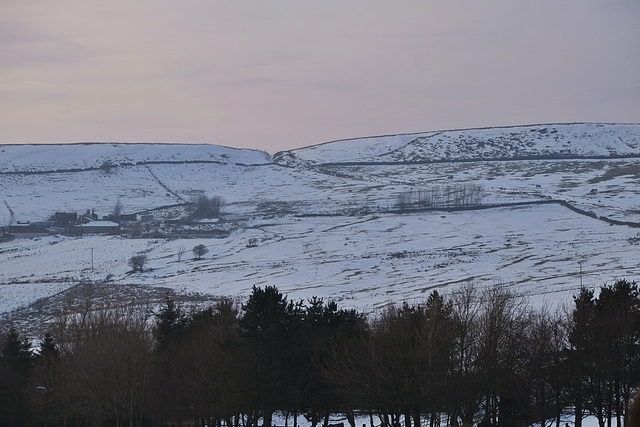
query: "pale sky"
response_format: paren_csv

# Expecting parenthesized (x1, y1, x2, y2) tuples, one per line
(1, 1, 639, 153)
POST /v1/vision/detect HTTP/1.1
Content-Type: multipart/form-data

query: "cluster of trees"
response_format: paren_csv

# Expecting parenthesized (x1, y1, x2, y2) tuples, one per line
(128, 244, 210, 272)
(189, 195, 225, 219)
(396, 184, 484, 210)
(1, 280, 639, 427)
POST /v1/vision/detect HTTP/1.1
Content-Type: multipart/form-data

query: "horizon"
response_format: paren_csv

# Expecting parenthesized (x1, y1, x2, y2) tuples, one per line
(2, 121, 639, 154)
(2, 1, 639, 152)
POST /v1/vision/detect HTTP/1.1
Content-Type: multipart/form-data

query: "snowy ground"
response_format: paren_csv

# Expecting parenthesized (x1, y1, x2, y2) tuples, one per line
(1, 123, 640, 329)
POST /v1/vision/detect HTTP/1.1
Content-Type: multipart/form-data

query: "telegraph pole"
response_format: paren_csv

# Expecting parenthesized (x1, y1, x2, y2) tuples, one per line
(578, 260, 583, 288)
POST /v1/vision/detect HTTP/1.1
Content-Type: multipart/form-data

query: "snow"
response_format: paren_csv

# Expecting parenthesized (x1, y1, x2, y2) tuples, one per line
(82, 221, 119, 227)
(281, 123, 640, 164)
(2, 123, 640, 321)
(0, 142, 271, 173)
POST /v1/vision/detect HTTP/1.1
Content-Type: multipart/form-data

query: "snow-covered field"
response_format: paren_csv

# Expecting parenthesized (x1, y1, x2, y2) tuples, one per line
(2, 123, 640, 329)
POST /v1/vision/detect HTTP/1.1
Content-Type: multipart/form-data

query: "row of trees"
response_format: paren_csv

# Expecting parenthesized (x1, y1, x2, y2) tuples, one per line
(396, 184, 484, 210)
(1, 280, 639, 427)
(128, 244, 210, 272)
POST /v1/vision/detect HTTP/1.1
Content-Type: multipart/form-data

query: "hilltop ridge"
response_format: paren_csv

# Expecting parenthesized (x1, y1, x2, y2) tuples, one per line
(0, 143, 272, 174)
(274, 123, 640, 166)
(3, 123, 640, 174)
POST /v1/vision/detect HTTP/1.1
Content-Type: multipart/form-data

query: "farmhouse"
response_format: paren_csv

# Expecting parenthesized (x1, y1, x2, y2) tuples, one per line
(10, 222, 50, 238)
(53, 211, 78, 226)
(80, 220, 120, 235)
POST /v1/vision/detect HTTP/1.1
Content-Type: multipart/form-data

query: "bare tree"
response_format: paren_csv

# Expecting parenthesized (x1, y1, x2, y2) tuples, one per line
(52, 304, 153, 426)
(396, 184, 484, 210)
(526, 306, 568, 427)
(177, 245, 186, 262)
(477, 286, 531, 427)
(112, 199, 124, 218)
(449, 283, 484, 427)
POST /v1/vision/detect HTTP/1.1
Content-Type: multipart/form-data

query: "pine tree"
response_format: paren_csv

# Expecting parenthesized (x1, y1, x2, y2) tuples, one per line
(38, 332, 58, 363)
(153, 293, 187, 349)
(0, 327, 33, 427)
(240, 286, 293, 427)
(30, 332, 61, 426)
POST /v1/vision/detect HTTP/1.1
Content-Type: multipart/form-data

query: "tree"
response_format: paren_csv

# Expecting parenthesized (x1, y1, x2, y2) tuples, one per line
(240, 286, 294, 427)
(449, 284, 484, 427)
(128, 254, 147, 272)
(174, 299, 245, 426)
(112, 198, 124, 218)
(153, 294, 187, 349)
(177, 245, 186, 262)
(0, 327, 33, 427)
(189, 195, 224, 219)
(29, 332, 62, 426)
(525, 308, 568, 427)
(148, 295, 189, 423)
(50, 303, 153, 427)
(477, 286, 531, 427)
(100, 160, 115, 173)
(592, 280, 640, 427)
(192, 244, 208, 260)
(421, 291, 455, 427)
(297, 298, 364, 427)
(568, 287, 597, 427)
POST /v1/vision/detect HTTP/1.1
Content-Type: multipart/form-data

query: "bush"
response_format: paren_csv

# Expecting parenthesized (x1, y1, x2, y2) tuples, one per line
(100, 160, 115, 173)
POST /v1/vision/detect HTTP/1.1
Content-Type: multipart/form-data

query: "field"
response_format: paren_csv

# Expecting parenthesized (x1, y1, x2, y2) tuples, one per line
(2, 123, 640, 332)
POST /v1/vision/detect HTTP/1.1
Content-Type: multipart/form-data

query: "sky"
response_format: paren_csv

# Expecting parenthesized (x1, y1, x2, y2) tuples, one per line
(1, 1, 639, 153)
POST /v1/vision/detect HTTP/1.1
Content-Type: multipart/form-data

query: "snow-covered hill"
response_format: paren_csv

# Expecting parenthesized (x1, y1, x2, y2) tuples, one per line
(0, 143, 271, 173)
(275, 123, 640, 165)
(2, 123, 640, 332)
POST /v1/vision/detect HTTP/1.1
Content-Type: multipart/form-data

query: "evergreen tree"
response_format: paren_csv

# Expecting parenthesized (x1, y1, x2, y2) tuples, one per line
(0, 327, 33, 427)
(240, 286, 293, 427)
(568, 287, 598, 427)
(594, 280, 640, 427)
(29, 332, 62, 426)
(299, 298, 364, 427)
(149, 294, 189, 422)
(153, 293, 187, 349)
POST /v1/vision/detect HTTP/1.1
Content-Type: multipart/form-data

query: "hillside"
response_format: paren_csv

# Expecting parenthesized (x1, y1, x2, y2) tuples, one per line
(0, 142, 271, 173)
(2, 122, 640, 332)
(274, 123, 640, 165)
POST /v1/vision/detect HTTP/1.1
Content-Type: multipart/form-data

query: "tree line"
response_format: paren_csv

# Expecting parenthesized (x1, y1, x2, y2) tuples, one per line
(396, 184, 484, 210)
(1, 280, 639, 427)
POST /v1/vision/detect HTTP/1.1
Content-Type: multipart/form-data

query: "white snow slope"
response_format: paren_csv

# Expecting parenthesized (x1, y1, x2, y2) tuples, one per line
(2, 123, 640, 328)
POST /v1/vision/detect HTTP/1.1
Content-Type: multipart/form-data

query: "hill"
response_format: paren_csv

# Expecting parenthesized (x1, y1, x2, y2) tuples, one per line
(2, 122, 640, 332)
(274, 123, 640, 165)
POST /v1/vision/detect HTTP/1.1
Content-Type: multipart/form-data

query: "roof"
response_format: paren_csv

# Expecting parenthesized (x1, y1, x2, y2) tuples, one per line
(80, 221, 119, 227)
